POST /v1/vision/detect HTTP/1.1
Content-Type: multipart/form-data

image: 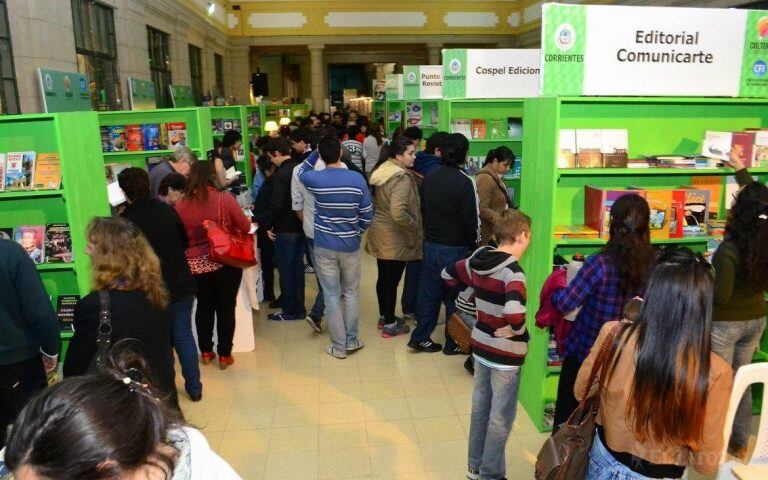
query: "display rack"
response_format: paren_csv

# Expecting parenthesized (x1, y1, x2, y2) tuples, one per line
(265, 103, 310, 121)
(385, 98, 443, 141)
(0, 112, 111, 359)
(518, 96, 768, 432)
(209, 105, 265, 187)
(372, 100, 386, 126)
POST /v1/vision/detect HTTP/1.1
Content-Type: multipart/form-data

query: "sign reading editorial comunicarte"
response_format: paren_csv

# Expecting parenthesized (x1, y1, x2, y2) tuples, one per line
(403, 65, 442, 100)
(385, 73, 403, 100)
(540, 3, 768, 97)
(128, 77, 157, 110)
(441, 49, 540, 99)
(37, 69, 92, 112)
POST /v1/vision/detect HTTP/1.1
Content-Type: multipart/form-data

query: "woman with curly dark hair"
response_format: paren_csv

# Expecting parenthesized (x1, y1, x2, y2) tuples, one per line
(551, 193, 656, 428)
(711, 153, 768, 459)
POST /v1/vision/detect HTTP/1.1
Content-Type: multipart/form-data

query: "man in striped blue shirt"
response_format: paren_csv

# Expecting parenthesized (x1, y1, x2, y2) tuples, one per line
(298, 136, 373, 359)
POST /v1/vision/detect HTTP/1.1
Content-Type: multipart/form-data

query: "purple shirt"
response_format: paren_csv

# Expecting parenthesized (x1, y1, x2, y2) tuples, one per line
(552, 253, 638, 362)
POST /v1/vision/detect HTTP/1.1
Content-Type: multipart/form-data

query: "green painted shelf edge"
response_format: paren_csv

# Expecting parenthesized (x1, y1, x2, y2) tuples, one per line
(556, 236, 719, 247)
(559, 167, 768, 176)
(470, 138, 523, 143)
(36, 263, 76, 272)
(104, 148, 200, 157)
(0, 189, 64, 199)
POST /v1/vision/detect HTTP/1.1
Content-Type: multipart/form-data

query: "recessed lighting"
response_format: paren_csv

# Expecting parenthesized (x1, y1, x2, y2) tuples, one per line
(207, 2, 215, 15)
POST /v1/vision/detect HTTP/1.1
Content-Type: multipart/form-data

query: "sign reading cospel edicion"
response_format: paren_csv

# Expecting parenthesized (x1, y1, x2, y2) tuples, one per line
(540, 3, 768, 97)
(403, 66, 442, 100)
(441, 49, 540, 99)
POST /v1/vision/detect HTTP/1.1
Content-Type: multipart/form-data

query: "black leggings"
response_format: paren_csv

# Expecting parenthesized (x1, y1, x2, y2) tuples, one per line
(376, 259, 407, 324)
(553, 355, 583, 430)
(194, 266, 243, 357)
(0, 355, 46, 450)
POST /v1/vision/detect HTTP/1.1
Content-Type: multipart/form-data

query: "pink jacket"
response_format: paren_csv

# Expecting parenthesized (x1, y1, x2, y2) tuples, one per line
(535, 268, 569, 355)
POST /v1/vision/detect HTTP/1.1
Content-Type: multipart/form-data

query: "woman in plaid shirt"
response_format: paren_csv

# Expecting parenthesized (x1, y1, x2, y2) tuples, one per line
(551, 194, 656, 429)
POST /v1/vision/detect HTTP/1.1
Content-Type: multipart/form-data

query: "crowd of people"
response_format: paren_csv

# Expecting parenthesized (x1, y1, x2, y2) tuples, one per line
(0, 106, 767, 480)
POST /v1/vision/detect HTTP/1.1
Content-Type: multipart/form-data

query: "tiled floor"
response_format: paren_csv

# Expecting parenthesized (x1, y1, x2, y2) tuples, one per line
(176, 253, 549, 479)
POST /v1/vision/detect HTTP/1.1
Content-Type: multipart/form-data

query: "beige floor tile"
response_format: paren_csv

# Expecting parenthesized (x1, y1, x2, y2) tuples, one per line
(364, 398, 413, 422)
(319, 447, 373, 479)
(358, 362, 401, 381)
(366, 419, 419, 447)
(458, 414, 471, 437)
(407, 395, 456, 418)
(360, 379, 405, 400)
(273, 403, 320, 427)
(413, 416, 467, 444)
(369, 445, 426, 476)
(320, 363, 362, 385)
(441, 374, 475, 394)
(319, 381, 363, 403)
(319, 422, 369, 450)
(396, 359, 441, 379)
(202, 430, 224, 451)
(184, 406, 231, 432)
(280, 365, 322, 386)
(233, 384, 279, 407)
(277, 383, 321, 405)
(400, 377, 448, 397)
(265, 451, 319, 480)
(319, 400, 366, 425)
(223, 454, 268, 480)
(218, 428, 271, 457)
(419, 440, 467, 472)
(355, 346, 397, 365)
(449, 393, 473, 416)
(268, 426, 319, 453)
(227, 406, 275, 430)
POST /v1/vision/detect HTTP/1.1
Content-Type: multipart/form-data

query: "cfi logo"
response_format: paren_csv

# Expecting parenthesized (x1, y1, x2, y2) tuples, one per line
(407, 71, 417, 83)
(758, 16, 768, 39)
(44, 73, 53, 91)
(754, 60, 767, 77)
(449, 58, 462, 75)
(554, 23, 576, 51)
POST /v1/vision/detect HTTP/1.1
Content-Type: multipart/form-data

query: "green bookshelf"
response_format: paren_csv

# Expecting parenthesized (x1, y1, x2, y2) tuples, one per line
(518, 96, 768, 432)
(385, 99, 405, 137)
(265, 103, 310, 121)
(0, 112, 110, 359)
(209, 105, 265, 188)
(372, 100, 386, 126)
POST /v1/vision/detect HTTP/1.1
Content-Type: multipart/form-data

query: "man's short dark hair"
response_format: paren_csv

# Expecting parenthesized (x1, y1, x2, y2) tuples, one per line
(266, 137, 292, 156)
(222, 130, 242, 148)
(425, 131, 450, 155)
(403, 126, 424, 142)
(442, 133, 470, 167)
(117, 167, 150, 202)
(158, 173, 187, 197)
(290, 127, 312, 145)
(319, 137, 342, 164)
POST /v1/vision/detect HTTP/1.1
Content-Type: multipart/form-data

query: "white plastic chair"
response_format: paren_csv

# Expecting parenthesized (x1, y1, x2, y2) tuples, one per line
(717, 363, 768, 479)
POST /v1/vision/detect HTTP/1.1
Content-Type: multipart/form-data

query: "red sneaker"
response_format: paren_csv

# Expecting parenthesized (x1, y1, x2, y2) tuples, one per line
(200, 352, 216, 365)
(219, 355, 235, 370)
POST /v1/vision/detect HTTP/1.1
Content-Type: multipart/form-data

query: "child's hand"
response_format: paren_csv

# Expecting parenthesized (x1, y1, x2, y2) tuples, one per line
(494, 325, 515, 338)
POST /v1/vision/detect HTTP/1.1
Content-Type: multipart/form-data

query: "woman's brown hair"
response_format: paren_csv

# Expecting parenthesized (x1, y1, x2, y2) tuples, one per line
(87, 217, 169, 310)
(604, 194, 655, 294)
(184, 161, 217, 204)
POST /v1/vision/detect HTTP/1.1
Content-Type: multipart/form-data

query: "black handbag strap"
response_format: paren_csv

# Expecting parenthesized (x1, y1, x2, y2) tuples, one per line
(89, 290, 113, 373)
(579, 321, 630, 411)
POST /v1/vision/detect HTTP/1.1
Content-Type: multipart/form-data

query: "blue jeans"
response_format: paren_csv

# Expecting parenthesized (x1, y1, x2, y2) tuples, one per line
(468, 361, 521, 480)
(306, 238, 325, 319)
(586, 432, 676, 480)
(275, 232, 306, 317)
(411, 241, 469, 345)
(401, 260, 421, 315)
(170, 295, 202, 396)
(314, 246, 361, 351)
(711, 317, 767, 448)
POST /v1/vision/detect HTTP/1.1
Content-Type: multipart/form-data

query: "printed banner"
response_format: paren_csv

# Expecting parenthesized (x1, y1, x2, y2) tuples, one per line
(442, 49, 540, 99)
(385, 74, 403, 100)
(373, 80, 386, 101)
(170, 85, 195, 107)
(403, 65, 443, 100)
(128, 77, 157, 110)
(37, 69, 92, 112)
(541, 3, 768, 97)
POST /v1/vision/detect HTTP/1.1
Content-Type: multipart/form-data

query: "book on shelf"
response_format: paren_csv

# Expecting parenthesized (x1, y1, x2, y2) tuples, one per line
(508, 118, 523, 139)
(14, 225, 45, 264)
(428, 104, 439, 128)
(109, 126, 127, 152)
(471, 119, 487, 140)
(126, 125, 143, 152)
(465, 156, 482, 176)
(753, 130, 768, 167)
(105, 163, 132, 184)
(406, 102, 423, 127)
(5, 152, 35, 190)
(223, 119, 234, 131)
(166, 122, 187, 148)
(45, 223, 72, 263)
(56, 294, 80, 332)
(0, 227, 12, 240)
(212, 119, 224, 134)
(601, 129, 628, 168)
(707, 219, 726, 236)
(247, 111, 261, 128)
(626, 158, 650, 168)
(557, 129, 577, 169)
(702, 131, 755, 167)
(553, 224, 600, 239)
(450, 119, 472, 137)
(681, 189, 710, 237)
(585, 186, 642, 238)
(0, 153, 4, 191)
(141, 124, 161, 151)
(488, 118, 508, 139)
(388, 111, 402, 123)
(232, 119, 242, 132)
(100, 126, 112, 153)
(576, 130, 603, 168)
(690, 176, 723, 220)
(645, 190, 673, 240)
(32, 153, 61, 190)
(548, 333, 563, 367)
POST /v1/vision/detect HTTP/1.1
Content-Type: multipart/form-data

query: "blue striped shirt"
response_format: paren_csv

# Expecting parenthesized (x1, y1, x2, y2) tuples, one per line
(298, 153, 373, 253)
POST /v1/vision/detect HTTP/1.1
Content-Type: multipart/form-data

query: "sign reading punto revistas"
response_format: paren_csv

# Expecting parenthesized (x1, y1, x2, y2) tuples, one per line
(441, 49, 540, 99)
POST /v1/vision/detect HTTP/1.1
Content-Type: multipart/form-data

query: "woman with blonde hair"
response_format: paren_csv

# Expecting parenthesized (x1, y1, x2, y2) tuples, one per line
(63, 217, 177, 408)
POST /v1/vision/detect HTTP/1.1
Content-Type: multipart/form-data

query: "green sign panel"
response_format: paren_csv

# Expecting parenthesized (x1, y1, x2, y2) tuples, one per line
(739, 11, 768, 96)
(37, 69, 92, 113)
(541, 4, 586, 96)
(385, 73, 403, 100)
(170, 85, 196, 107)
(442, 49, 468, 98)
(403, 66, 420, 100)
(128, 77, 157, 110)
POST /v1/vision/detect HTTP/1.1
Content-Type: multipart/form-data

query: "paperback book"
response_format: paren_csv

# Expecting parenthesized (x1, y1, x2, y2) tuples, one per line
(141, 124, 161, 150)
(406, 102, 423, 127)
(507, 118, 523, 139)
(45, 223, 72, 263)
(471, 119, 487, 140)
(557, 130, 577, 169)
(56, 294, 80, 331)
(601, 129, 629, 168)
(15, 225, 45, 264)
(450, 119, 472, 138)
(32, 153, 62, 190)
(126, 125, 143, 151)
(105, 163, 132, 184)
(100, 126, 112, 152)
(247, 111, 261, 128)
(488, 118, 508, 139)
(109, 126, 127, 152)
(166, 122, 187, 148)
(6, 152, 35, 190)
(576, 130, 603, 168)
(0, 153, 5, 191)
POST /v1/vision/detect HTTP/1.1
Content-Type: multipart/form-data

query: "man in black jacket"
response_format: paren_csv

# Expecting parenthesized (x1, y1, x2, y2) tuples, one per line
(409, 133, 480, 354)
(0, 239, 59, 449)
(117, 168, 202, 402)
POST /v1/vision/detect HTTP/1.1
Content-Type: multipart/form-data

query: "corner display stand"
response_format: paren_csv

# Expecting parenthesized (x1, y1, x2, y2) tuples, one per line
(0, 112, 111, 359)
(372, 100, 386, 127)
(518, 96, 768, 432)
(210, 105, 266, 188)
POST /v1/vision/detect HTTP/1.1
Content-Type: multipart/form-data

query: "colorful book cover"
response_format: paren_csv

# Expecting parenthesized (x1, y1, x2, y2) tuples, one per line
(644, 189, 672, 240)
(14, 225, 45, 264)
(32, 153, 62, 190)
(632, 187, 684, 238)
(388, 111, 402, 123)
(507, 118, 523, 139)
(126, 125, 143, 151)
(100, 126, 112, 152)
(602, 129, 629, 167)
(166, 122, 187, 148)
(104, 163, 132, 184)
(576, 130, 603, 168)
(406, 102, 423, 127)
(450, 119, 472, 137)
(553, 224, 600, 238)
(0, 153, 5, 191)
(488, 119, 508, 139)
(731, 132, 755, 168)
(753, 131, 768, 168)
(232, 119, 242, 132)
(141, 124, 161, 151)
(247, 111, 261, 128)
(429, 104, 439, 128)
(45, 223, 73, 263)
(0, 227, 13, 240)
(585, 186, 643, 238)
(689, 177, 722, 219)
(471, 119, 487, 139)
(682, 189, 710, 237)
(109, 126, 126, 152)
(56, 294, 80, 331)
(223, 119, 234, 131)
(6, 152, 35, 190)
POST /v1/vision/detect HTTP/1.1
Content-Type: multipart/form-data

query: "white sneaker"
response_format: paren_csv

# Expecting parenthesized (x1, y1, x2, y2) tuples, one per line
(326, 345, 347, 359)
(346, 339, 365, 353)
(466, 466, 481, 480)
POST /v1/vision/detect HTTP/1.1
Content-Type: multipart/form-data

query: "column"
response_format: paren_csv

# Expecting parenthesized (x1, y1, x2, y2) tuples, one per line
(375, 63, 387, 80)
(228, 45, 251, 104)
(308, 44, 325, 113)
(427, 43, 442, 66)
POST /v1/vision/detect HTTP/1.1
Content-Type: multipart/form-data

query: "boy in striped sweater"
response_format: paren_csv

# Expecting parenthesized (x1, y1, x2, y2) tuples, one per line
(442, 209, 531, 480)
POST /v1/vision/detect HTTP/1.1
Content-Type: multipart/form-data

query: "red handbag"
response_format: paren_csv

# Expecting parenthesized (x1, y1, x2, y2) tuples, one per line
(203, 192, 257, 269)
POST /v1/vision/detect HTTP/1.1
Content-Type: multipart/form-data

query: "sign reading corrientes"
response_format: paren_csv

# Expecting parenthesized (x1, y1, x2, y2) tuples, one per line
(37, 69, 92, 113)
(170, 85, 195, 107)
(385, 74, 403, 100)
(403, 65, 442, 100)
(128, 77, 157, 110)
(441, 49, 540, 99)
(540, 3, 768, 97)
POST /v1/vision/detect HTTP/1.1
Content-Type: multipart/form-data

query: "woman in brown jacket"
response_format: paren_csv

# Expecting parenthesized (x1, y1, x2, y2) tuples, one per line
(575, 248, 733, 479)
(365, 136, 422, 338)
(476, 147, 515, 245)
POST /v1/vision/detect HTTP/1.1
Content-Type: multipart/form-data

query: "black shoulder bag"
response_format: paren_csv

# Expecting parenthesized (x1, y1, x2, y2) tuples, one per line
(88, 290, 113, 373)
